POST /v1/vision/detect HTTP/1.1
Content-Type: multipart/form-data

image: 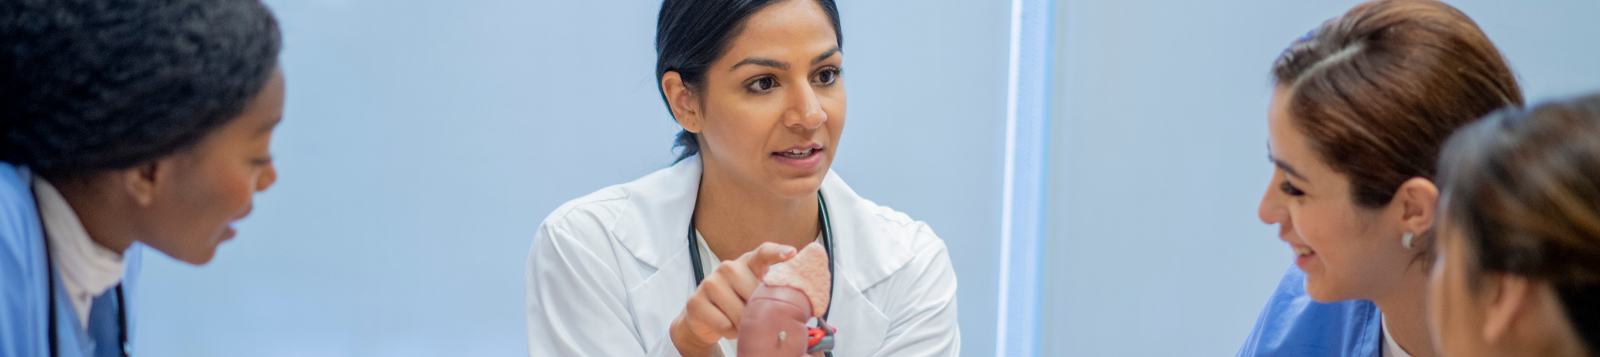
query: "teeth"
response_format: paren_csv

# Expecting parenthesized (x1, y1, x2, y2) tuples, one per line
(781, 148, 814, 158)
(1293, 247, 1313, 256)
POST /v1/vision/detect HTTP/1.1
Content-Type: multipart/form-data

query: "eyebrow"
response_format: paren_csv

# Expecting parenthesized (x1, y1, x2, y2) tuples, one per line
(1269, 155, 1305, 180)
(811, 47, 840, 65)
(728, 47, 843, 72)
(257, 116, 282, 136)
(731, 57, 787, 71)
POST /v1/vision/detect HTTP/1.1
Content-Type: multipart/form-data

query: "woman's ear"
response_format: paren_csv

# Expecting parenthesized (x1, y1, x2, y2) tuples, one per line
(1481, 273, 1530, 343)
(661, 71, 703, 134)
(120, 160, 166, 207)
(1396, 177, 1441, 237)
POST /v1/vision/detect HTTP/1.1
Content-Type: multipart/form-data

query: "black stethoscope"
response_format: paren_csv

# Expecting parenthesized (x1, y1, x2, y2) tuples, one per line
(37, 195, 129, 357)
(686, 192, 837, 346)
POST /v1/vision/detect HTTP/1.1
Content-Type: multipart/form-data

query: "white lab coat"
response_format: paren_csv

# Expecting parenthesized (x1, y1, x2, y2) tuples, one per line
(526, 156, 960, 356)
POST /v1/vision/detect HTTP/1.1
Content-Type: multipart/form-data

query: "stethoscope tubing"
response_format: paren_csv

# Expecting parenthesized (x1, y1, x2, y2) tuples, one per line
(686, 192, 837, 320)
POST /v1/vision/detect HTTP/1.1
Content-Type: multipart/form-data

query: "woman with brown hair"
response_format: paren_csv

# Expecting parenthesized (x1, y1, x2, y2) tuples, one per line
(1429, 94, 1600, 357)
(1236, 0, 1522, 356)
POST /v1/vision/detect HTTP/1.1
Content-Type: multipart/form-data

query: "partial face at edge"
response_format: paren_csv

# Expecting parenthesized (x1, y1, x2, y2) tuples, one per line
(690, 0, 845, 199)
(142, 67, 284, 265)
(1428, 218, 1494, 357)
(1258, 86, 1413, 302)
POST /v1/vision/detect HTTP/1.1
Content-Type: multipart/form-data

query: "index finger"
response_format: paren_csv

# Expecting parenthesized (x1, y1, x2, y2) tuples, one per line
(738, 242, 798, 279)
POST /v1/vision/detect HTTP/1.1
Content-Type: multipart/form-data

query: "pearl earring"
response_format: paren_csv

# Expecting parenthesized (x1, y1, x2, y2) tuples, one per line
(1401, 231, 1415, 249)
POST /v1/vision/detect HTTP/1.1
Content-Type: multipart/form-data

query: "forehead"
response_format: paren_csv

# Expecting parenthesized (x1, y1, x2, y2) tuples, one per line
(1268, 89, 1319, 168)
(719, 0, 838, 62)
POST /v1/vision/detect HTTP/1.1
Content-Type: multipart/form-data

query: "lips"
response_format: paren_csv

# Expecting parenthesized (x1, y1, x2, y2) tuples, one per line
(781, 147, 815, 159)
(771, 143, 826, 170)
(774, 144, 823, 159)
(1293, 246, 1313, 256)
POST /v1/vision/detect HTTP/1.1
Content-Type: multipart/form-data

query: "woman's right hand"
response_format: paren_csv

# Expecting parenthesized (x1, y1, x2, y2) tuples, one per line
(671, 242, 799, 357)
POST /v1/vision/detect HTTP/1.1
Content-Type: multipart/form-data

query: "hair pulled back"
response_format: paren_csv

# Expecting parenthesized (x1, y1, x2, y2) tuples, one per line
(655, 0, 841, 163)
(1272, 0, 1522, 209)
(1438, 94, 1600, 354)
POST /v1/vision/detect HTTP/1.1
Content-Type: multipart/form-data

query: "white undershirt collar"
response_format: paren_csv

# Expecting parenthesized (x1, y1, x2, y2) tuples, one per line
(33, 177, 126, 327)
(1381, 313, 1415, 357)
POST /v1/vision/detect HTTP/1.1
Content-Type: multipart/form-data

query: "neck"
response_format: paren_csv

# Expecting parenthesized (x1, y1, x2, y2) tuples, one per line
(693, 164, 819, 260)
(49, 177, 136, 253)
(1373, 265, 1436, 357)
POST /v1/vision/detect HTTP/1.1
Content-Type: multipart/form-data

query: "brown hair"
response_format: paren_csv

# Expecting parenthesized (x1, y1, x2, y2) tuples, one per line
(1272, 0, 1523, 210)
(1438, 93, 1600, 354)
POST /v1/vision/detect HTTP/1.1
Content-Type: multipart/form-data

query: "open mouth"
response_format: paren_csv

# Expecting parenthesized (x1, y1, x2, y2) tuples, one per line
(1293, 246, 1314, 256)
(1291, 245, 1318, 268)
(772, 144, 825, 170)
(776, 147, 821, 159)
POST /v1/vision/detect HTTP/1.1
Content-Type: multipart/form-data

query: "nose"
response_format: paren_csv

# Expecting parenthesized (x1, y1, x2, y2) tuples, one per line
(256, 162, 277, 192)
(782, 81, 826, 130)
(1259, 170, 1289, 225)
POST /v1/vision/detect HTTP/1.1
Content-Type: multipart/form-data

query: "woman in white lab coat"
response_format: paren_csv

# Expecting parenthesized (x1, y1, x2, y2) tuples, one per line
(524, 0, 960, 356)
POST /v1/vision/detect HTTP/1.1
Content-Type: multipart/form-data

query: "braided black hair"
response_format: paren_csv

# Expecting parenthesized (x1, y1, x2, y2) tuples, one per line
(0, 0, 281, 180)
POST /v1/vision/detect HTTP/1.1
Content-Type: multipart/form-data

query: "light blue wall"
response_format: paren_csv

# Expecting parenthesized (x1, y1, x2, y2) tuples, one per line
(129, 0, 1012, 356)
(1039, 0, 1600, 356)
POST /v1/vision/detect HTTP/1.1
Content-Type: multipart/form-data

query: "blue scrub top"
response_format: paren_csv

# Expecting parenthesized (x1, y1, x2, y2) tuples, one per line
(1237, 265, 1382, 357)
(0, 162, 137, 357)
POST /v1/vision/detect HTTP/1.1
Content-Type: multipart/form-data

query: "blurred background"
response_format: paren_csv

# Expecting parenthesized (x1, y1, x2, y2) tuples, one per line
(127, 0, 1599, 356)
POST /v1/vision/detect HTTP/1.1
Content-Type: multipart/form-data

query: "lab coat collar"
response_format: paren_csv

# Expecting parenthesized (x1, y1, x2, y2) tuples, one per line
(611, 155, 915, 292)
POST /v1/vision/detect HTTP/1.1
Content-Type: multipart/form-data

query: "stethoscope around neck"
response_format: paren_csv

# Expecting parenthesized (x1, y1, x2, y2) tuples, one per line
(686, 191, 837, 321)
(35, 194, 129, 357)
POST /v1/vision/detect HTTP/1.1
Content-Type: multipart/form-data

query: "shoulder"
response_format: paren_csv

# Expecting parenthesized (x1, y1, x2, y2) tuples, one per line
(854, 197, 948, 257)
(0, 163, 48, 357)
(532, 159, 700, 266)
(1237, 265, 1381, 357)
(821, 172, 951, 290)
(537, 183, 631, 242)
(0, 163, 41, 270)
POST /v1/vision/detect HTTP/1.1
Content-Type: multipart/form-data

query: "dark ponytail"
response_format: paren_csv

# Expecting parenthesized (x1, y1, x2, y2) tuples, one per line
(655, 0, 841, 163)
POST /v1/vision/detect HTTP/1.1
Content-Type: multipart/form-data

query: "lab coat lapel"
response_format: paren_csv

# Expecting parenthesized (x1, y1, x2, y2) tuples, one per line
(626, 247, 696, 350)
(612, 160, 914, 355)
(818, 172, 912, 356)
(827, 273, 890, 355)
(612, 157, 701, 271)
(819, 172, 913, 296)
(614, 157, 701, 347)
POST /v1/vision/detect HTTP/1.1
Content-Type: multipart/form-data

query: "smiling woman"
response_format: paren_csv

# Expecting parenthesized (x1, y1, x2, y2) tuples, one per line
(525, 0, 961, 356)
(1237, 1, 1523, 357)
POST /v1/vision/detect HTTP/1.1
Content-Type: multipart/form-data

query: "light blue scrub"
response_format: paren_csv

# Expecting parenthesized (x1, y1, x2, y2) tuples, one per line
(0, 162, 139, 357)
(1236, 265, 1382, 357)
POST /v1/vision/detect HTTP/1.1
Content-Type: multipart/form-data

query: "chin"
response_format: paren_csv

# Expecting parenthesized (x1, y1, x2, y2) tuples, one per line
(775, 174, 827, 197)
(1303, 275, 1356, 303)
(171, 241, 223, 266)
(171, 250, 218, 266)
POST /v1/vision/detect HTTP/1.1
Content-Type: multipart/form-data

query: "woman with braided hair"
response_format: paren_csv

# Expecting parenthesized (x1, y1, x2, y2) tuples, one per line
(0, 0, 285, 356)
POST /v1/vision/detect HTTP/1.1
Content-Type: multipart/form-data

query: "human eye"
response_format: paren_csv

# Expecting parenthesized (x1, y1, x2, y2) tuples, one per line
(250, 155, 273, 167)
(1279, 180, 1305, 196)
(745, 75, 778, 93)
(812, 67, 840, 85)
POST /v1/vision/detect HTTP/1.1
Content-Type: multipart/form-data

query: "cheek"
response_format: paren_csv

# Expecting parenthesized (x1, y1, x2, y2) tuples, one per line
(187, 161, 258, 222)
(1293, 204, 1372, 277)
(704, 102, 777, 157)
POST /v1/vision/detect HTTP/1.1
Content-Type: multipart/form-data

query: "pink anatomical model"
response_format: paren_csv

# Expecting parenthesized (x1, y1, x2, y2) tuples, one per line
(738, 242, 836, 356)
